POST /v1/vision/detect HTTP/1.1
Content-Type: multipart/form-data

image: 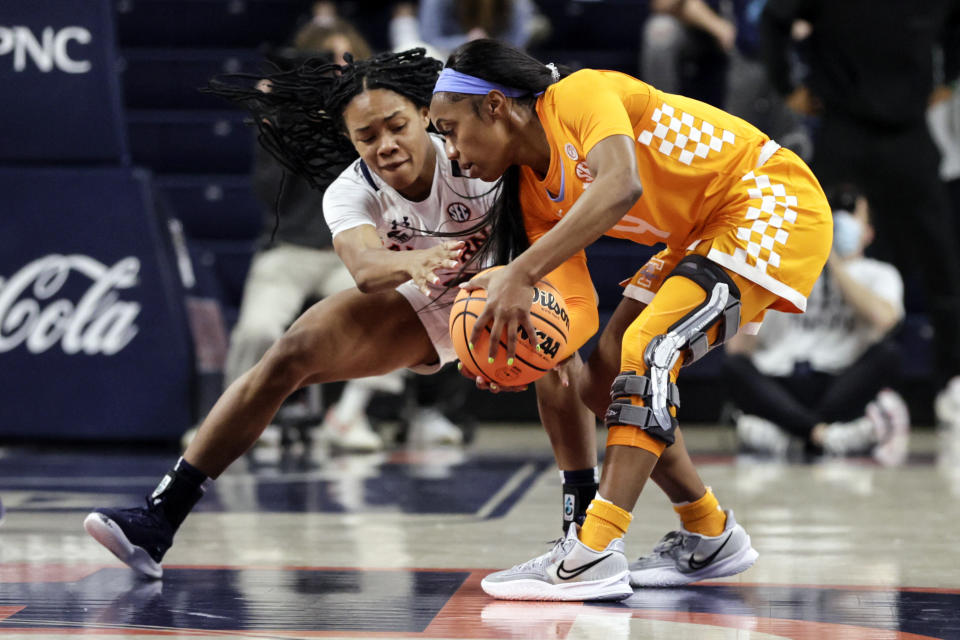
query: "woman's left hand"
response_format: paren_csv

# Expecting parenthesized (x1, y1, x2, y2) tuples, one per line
(461, 266, 539, 361)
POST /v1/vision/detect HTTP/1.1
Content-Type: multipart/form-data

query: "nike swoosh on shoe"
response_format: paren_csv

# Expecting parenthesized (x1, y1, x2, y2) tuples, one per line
(687, 533, 732, 571)
(556, 554, 611, 580)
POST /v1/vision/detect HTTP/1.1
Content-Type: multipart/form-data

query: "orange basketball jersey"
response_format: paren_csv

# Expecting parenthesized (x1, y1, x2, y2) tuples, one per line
(519, 69, 832, 315)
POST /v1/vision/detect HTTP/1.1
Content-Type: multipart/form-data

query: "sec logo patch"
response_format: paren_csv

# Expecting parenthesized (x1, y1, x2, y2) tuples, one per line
(447, 202, 471, 222)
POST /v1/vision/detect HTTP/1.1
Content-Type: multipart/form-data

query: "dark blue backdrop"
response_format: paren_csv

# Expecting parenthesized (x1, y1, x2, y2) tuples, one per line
(0, 168, 194, 440)
(0, 0, 127, 162)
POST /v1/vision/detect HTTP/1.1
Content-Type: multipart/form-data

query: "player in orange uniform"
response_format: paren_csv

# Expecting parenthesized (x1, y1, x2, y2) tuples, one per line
(431, 39, 832, 601)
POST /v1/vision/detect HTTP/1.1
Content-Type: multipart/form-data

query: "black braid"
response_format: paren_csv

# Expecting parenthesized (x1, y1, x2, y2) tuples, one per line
(206, 48, 443, 188)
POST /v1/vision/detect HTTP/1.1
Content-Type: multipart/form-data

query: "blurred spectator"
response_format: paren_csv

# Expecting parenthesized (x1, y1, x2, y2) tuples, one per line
(724, 185, 910, 465)
(927, 82, 960, 246)
(761, 0, 960, 426)
(639, 0, 734, 107)
(389, 3, 444, 58)
(417, 0, 537, 57)
(290, 2, 373, 63)
(723, 0, 809, 155)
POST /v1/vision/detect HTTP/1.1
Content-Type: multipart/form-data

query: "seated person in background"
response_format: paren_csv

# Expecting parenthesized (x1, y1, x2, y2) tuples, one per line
(417, 0, 537, 57)
(640, 0, 735, 108)
(723, 184, 910, 465)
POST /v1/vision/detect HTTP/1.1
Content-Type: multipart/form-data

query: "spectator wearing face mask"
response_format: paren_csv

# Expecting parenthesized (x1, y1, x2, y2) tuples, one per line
(722, 184, 910, 465)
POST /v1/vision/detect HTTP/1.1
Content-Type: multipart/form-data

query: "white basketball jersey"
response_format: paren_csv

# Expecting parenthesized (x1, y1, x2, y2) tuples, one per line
(323, 133, 498, 292)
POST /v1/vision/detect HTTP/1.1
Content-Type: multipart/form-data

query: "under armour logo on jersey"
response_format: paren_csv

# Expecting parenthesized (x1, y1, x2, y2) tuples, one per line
(638, 103, 735, 166)
(447, 202, 471, 222)
(387, 216, 413, 243)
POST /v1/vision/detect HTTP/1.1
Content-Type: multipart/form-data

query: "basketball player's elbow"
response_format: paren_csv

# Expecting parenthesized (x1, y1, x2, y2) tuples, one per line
(601, 171, 643, 214)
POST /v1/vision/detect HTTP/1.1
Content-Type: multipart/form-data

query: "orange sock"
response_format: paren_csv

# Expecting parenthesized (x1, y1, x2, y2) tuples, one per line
(674, 487, 726, 537)
(579, 497, 633, 551)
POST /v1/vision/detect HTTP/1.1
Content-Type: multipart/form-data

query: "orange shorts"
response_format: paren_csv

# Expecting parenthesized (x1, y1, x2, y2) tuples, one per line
(621, 145, 832, 334)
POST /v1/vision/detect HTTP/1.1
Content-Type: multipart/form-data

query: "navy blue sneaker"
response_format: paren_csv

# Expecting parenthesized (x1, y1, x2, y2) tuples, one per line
(84, 501, 173, 579)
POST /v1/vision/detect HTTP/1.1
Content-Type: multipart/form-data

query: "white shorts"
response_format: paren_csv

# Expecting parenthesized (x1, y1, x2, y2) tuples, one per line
(396, 281, 458, 374)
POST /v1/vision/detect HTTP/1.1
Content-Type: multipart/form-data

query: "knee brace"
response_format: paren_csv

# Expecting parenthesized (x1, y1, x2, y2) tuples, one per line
(604, 255, 742, 443)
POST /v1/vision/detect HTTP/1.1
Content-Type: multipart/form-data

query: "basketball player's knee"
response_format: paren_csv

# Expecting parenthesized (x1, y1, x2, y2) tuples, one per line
(604, 255, 743, 444)
(258, 331, 317, 391)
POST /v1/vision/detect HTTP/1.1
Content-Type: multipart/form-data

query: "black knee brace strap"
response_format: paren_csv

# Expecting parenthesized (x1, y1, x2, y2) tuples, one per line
(604, 370, 680, 443)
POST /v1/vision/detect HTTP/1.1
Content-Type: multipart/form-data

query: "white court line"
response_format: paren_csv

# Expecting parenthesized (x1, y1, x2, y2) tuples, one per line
(475, 462, 537, 520)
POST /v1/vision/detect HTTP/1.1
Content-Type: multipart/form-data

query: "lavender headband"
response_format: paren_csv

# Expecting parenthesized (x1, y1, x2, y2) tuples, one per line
(432, 64, 560, 97)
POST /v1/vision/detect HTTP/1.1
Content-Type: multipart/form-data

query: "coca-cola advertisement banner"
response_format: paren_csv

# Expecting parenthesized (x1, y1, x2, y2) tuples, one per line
(0, 0, 128, 162)
(0, 168, 193, 440)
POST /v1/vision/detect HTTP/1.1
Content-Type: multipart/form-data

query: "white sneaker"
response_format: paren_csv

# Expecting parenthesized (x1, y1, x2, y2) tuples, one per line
(871, 389, 911, 466)
(935, 376, 960, 429)
(629, 509, 758, 587)
(481, 524, 632, 601)
(406, 408, 463, 446)
(318, 407, 383, 452)
(820, 416, 878, 456)
(736, 414, 791, 456)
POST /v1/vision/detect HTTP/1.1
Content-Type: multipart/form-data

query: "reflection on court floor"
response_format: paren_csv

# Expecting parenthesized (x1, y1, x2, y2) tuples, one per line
(1, 566, 959, 638)
(1, 425, 959, 639)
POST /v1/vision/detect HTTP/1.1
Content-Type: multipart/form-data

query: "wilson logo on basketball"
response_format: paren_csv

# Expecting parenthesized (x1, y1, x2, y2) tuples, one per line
(0, 254, 142, 355)
(532, 287, 570, 330)
(447, 202, 471, 222)
(449, 267, 569, 386)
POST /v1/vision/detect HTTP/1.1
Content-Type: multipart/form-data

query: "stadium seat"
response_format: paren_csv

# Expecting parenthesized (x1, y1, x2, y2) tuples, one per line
(121, 48, 262, 109)
(115, 0, 308, 48)
(127, 110, 255, 173)
(156, 174, 263, 240)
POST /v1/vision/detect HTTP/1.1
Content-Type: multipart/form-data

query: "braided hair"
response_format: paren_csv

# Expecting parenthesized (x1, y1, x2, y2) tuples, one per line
(207, 48, 443, 189)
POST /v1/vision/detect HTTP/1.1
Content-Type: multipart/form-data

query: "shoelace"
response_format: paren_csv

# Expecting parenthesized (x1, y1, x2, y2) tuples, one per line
(651, 531, 686, 556)
(513, 537, 572, 573)
(109, 500, 165, 528)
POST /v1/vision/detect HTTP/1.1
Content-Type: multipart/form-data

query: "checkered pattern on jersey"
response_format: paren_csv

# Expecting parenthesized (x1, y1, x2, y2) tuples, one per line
(637, 103, 735, 165)
(733, 170, 798, 273)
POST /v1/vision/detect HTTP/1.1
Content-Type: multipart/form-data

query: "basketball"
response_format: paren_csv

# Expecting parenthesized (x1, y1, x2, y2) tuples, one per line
(449, 267, 570, 386)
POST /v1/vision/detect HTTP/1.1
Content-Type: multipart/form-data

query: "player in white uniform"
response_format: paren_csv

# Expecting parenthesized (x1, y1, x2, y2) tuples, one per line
(81, 49, 599, 579)
(323, 131, 496, 364)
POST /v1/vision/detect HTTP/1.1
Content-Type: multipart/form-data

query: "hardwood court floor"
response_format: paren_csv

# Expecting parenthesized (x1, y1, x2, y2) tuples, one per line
(1, 424, 959, 639)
